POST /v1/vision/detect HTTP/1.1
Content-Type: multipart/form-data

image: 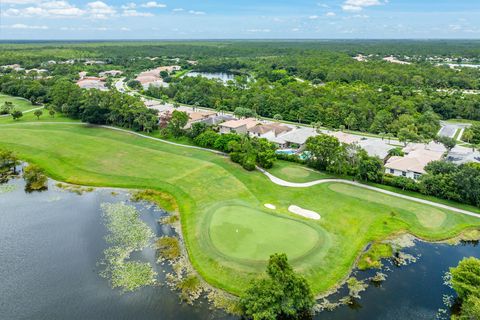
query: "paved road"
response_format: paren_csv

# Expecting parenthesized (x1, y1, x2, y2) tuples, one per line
(1, 121, 479, 219)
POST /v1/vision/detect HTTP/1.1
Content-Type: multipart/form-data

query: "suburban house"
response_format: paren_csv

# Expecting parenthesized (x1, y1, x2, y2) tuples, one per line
(277, 127, 318, 149)
(76, 77, 107, 91)
(99, 70, 123, 77)
(358, 139, 396, 161)
(247, 123, 292, 148)
(184, 110, 218, 129)
(135, 66, 180, 90)
(248, 123, 292, 138)
(219, 118, 259, 134)
(385, 142, 445, 179)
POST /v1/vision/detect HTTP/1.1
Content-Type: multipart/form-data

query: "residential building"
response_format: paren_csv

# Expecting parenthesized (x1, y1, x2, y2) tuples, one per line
(278, 127, 318, 149)
(76, 77, 107, 91)
(219, 118, 259, 134)
(99, 70, 123, 77)
(385, 143, 445, 179)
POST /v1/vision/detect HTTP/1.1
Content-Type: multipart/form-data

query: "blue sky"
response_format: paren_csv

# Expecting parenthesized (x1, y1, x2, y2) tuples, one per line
(0, 0, 479, 40)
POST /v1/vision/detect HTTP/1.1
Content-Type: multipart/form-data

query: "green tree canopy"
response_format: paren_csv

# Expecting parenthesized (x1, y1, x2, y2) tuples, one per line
(240, 253, 314, 320)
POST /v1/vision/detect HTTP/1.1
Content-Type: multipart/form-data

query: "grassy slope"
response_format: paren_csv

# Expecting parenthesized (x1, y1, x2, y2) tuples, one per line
(0, 123, 479, 297)
(0, 94, 38, 112)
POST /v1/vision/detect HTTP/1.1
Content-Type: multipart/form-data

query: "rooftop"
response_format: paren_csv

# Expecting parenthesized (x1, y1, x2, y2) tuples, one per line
(219, 118, 259, 129)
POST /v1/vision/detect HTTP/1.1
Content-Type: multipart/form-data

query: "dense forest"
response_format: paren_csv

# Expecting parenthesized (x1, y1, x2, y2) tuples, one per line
(1, 40, 480, 140)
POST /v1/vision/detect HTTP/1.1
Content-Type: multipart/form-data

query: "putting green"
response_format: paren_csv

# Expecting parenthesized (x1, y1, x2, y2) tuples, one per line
(208, 205, 320, 262)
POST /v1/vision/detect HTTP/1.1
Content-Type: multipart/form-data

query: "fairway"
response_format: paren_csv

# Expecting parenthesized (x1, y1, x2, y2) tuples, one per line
(209, 205, 321, 261)
(267, 160, 333, 183)
(0, 122, 479, 296)
(0, 94, 37, 113)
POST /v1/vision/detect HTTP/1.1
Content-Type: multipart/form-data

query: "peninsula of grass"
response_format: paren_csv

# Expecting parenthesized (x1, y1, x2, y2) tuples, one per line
(0, 122, 479, 296)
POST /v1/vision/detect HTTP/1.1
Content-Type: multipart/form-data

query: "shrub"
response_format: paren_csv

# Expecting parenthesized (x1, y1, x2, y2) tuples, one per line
(23, 164, 48, 191)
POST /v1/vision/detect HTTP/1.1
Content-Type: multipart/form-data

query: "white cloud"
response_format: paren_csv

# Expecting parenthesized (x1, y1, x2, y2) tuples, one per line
(120, 27, 131, 31)
(342, 0, 384, 12)
(121, 2, 136, 9)
(172, 8, 184, 12)
(0, 0, 37, 4)
(247, 28, 271, 33)
(122, 9, 153, 16)
(141, 1, 166, 8)
(189, 10, 205, 15)
(326, 12, 336, 16)
(2, 1, 86, 17)
(87, 1, 116, 19)
(309, 15, 319, 20)
(5, 23, 49, 29)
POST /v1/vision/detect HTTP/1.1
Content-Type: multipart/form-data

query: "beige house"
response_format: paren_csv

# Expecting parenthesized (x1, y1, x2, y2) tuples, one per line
(76, 77, 107, 91)
(385, 143, 445, 179)
(219, 118, 259, 134)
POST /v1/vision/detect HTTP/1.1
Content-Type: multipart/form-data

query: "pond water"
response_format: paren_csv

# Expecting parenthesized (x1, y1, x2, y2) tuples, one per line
(185, 72, 236, 82)
(0, 177, 479, 320)
(0, 178, 233, 320)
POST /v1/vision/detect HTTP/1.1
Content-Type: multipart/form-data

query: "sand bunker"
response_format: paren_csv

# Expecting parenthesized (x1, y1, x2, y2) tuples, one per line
(264, 203, 276, 210)
(288, 205, 320, 220)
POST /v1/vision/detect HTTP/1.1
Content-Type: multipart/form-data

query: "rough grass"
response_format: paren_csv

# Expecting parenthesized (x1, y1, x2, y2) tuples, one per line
(0, 123, 479, 296)
(156, 236, 181, 260)
(357, 243, 393, 270)
(132, 189, 178, 212)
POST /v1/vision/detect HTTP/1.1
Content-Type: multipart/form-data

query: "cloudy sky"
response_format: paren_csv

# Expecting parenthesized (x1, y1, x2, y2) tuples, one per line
(0, 0, 479, 40)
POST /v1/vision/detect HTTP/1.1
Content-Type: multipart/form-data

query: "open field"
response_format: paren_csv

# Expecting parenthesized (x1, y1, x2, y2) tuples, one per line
(0, 94, 37, 113)
(0, 122, 479, 296)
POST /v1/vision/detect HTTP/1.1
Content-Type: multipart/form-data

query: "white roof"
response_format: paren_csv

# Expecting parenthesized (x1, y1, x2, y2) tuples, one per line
(280, 127, 318, 145)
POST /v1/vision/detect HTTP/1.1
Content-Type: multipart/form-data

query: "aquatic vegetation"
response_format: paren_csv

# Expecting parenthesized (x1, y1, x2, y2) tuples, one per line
(357, 243, 393, 270)
(55, 182, 94, 195)
(0, 184, 16, 194)
(207, 290, 241, 315)
(99, 202, 156, 292)
(177, 275, 202, 302)
(131, 189, 178, 212)
(23, 164, 47, 191)
(347, 277, 368, 299)
(370, 272, 387, 283)
(156, 236, 181, 261)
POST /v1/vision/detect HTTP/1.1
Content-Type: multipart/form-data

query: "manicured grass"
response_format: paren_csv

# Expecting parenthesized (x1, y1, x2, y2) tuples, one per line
(267, 160, 333, 183)
(0, 94, 36, 113)
(268, 160, 480, 214)
(209, 205, 321, 261)
(0, 122, 479, 297)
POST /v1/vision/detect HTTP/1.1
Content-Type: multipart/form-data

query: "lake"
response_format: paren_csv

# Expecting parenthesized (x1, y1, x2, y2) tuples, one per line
(0, 177, 478, 319)
(185, 72, 235, 82)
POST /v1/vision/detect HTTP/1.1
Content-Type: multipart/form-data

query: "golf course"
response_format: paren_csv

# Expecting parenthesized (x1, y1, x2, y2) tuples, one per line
(1, 120, 480, 296)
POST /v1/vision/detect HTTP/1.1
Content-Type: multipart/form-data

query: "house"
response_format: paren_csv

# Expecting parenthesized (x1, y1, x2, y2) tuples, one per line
(385, 143, 445, 179)
(76, 77, 107, 91)
(99, 70, 123, 77)
(185, 110, 218, 128)
(1, 64, 24, 71)
(327, 131, 362, 144)
(219, 118, 259, 134)
(278, 127, 318, 149)
(357, 139, 395, 161)
(248, 123, 292, 138)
